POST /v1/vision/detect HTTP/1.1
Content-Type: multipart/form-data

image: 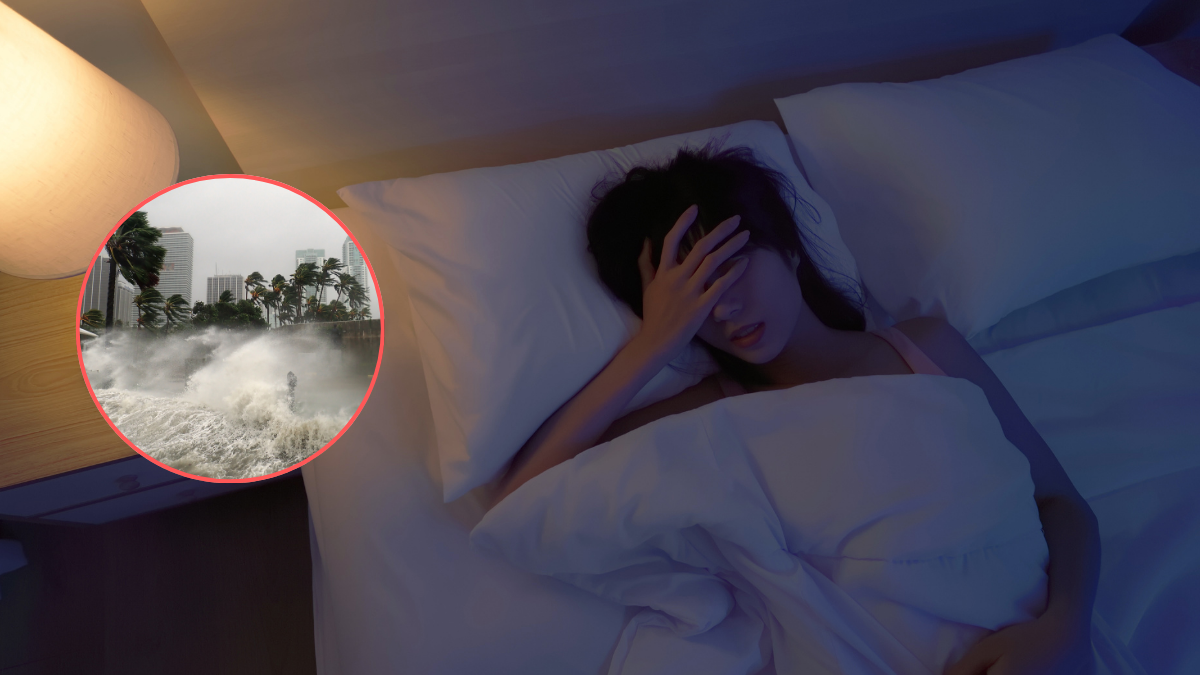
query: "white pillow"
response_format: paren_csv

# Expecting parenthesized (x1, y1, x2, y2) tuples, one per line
(776, 33, 1200, 339)
(338, 120, 858, 502)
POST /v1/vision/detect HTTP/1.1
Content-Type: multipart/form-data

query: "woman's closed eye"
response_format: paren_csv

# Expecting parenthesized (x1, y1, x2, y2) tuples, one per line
(704, 255, 748, 291)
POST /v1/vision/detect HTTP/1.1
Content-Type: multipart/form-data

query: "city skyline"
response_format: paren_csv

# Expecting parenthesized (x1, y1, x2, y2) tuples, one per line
(99, 178, 379, 321)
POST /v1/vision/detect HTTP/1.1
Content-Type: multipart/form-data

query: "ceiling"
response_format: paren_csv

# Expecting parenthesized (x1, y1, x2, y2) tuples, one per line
(135, 0, 1154, 208)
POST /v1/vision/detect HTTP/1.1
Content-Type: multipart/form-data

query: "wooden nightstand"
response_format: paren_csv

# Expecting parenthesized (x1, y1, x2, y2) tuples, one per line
(0, 270, 269, 524)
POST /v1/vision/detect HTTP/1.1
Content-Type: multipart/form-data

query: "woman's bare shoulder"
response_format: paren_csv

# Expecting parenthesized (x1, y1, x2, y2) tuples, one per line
(890, 316, 954, 343)
(595, 375, 725, 445)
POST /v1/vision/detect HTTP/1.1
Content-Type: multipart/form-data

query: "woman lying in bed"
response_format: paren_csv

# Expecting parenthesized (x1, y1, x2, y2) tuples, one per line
(490, 142, 1101, 675)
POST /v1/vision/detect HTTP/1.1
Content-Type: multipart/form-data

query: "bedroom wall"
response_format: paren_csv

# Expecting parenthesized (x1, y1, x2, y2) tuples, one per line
(138, 0, 1161, 208)
(5, 0, 242, 181)
(9, 0, 1192, 213)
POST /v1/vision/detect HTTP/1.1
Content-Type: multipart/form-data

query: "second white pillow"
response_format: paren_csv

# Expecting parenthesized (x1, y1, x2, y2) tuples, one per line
(776, 33, 1200, 339)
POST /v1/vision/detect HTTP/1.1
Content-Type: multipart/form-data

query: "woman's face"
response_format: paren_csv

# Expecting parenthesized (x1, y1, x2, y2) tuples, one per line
(693, 244, 804, 364)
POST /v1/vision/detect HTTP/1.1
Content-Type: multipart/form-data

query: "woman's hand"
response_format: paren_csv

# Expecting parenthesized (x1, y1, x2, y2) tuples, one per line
(945, 613, 1093, 675)
(634, 204, 750, 362)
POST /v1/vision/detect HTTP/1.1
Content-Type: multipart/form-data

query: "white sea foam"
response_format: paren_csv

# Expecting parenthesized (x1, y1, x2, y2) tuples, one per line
(82, 327, 371, 479)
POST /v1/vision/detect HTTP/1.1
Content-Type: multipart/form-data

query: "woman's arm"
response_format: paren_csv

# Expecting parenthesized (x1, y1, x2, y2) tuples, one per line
(896, 317, 1101, 632)
(489, 335, 672, 510)
(491, 206, 749, 511)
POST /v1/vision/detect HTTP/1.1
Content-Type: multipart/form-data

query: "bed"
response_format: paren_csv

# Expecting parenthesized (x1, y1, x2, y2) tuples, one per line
(300, 33, 1200, 675)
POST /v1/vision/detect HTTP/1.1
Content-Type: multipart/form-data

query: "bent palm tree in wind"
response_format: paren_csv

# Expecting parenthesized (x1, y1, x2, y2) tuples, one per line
(247, 285, 266, 322)
(290, 262, 320, 324)
(215, 290, 241, 326)
(162, 294, 191, 332)
(276, 285, 300, 326)
(262, 289, 281, 328)
(345, 277, 369, 319)
(244, 271, 265, 299)
(316, 257, 344, 315)
(332, 272, 356, 305)
(104, 211, 167, 331)
(133, 287, 165, 331)
(265, 274, 288, 327)
(244, 271, 266, 325)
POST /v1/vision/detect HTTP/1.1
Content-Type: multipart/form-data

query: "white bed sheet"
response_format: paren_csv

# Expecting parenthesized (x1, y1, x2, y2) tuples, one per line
(301, 233, 629, 674)
(304, 217, 1200, 675)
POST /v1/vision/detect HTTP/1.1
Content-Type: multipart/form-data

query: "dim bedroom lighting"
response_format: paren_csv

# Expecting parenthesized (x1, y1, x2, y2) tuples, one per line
(0, 1, 179, 279)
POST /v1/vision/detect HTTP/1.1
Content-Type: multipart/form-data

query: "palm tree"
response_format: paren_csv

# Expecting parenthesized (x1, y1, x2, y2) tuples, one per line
(215, 290, 240, 326)
(241, 271, 265, 325)
(276, 285, 300, 326)
(345, 278, 368, 319)
(262, 289, 280, 328)
(265, 274, 288, 327)
(244, 271, 265, 299)
(290, 263, 320, 324)
(137, 308, 163, 333)
(248, 285, 265, 321)
(324, 300, 351, 322)
(133, 287, 165, 331)
(316, 257, 344, 313)
(103, 211, 167, 331)
(80, 309, 104, 332)
(161, 294, 191, 332)
(332, 272, 356, 305)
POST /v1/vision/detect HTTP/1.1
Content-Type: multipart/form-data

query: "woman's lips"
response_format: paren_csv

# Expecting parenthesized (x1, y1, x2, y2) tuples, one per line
(730, 322, 765, 348)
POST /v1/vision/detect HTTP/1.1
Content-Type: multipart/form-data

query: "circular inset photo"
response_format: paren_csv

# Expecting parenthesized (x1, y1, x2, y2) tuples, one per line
(76, 175, 384, 482)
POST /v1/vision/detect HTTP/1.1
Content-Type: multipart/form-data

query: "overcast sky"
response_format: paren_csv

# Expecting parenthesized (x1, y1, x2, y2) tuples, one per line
(117, 177, 379, 319)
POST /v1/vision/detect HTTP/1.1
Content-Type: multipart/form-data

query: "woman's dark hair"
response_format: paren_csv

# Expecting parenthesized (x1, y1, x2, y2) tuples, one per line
(585, 136, 865, 388)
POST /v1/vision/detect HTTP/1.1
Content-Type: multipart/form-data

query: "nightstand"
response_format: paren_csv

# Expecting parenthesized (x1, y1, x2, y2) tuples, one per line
(0, 270, 270, 524)
(0, 456, 285, 524)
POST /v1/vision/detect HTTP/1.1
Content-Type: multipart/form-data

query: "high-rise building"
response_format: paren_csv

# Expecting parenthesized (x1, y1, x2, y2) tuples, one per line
(295, 248, 326, 267)
(156, 227, 194, 306)
(341, 236, 370, 308)
(81, 256, 137, 329)
(206, 274, 245, 304)
(295, 248, 325, 300)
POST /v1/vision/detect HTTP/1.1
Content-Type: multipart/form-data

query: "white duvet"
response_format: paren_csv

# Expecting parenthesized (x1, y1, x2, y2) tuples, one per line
(471, 374, 1053, 675)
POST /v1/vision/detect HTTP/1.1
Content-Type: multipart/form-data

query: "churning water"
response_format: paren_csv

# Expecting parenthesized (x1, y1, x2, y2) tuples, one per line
(82, 327, 373, 479)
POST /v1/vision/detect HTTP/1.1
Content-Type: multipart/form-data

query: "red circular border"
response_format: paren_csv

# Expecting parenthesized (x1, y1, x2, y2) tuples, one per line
(75, 174, 386, 484)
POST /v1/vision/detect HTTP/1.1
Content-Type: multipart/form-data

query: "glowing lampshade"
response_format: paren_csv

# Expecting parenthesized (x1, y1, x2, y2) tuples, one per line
(0, 2, 179, 279)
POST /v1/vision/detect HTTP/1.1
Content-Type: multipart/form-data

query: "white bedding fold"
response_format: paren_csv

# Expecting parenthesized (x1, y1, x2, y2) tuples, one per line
(472, 375, 1053, 675)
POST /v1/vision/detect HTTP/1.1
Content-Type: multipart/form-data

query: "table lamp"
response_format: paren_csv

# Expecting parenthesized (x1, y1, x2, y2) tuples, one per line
(0, 1, 179, 280)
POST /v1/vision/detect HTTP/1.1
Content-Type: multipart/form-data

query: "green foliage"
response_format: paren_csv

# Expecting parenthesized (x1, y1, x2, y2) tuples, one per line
(133, 287, 165, 332)
(103, 211, 167, 331)
(191, 296, 266, 331)
(161, 293, 192, 334)
(289, 262, 320, 324)
(316, 257, 345, 307)
(80, 308, 104, 331)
